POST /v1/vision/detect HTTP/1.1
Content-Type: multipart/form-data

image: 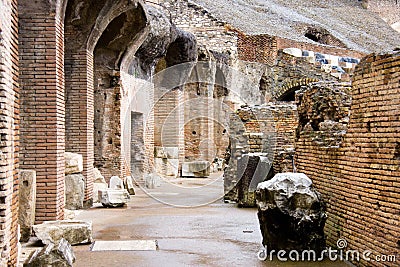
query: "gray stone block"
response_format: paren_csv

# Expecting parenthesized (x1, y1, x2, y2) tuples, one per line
(19, 170, 36, 242)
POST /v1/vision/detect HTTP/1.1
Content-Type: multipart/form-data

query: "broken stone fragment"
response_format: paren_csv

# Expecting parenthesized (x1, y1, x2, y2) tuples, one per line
(93, 167, 106, 183)
(65, 174, 85, 210)
(237, 153, 272, 207)
(98, 189, 130, 207)
(256, 173, 326, 253)
(64, 152, 83, 175)
(32, 220, 93, 246)
(93, 182, 108, 203)
(109, 176, 124, 189)
(24, 238, 75, 267)
(154, 158, 179, 178)
(144, 173, 162, 189)
(124, 176, 136, 195)
(19, 170, 36, 242)
(181, 161, 210, 177)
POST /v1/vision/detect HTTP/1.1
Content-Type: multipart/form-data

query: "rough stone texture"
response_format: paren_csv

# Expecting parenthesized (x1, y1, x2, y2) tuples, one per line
(65, 174, 85, 210)
(181, 161, 210, 177)
(19, 170, 37, 242)
(236, 154, 272, 207)
(364, 0, 400, 32)
(93, 168, 106, 183)
(33, 221, 93, 246)
(92, 183, 108, 203)
(109, 176, 124, 190)
(154, 146, 179, 159)
(124, 176, 136, 195)
(154, 158, 180, 178)
(99, 189, 130, 208)
(65, 152, 83, 175)
(24, 238, 75, 267)
(184, 0, 400, 53)
(295, 51, 400, 267)
(144, 173, 162, 189)
(296, 81, 352, 148)
(224, 103, 298, 201)
(256, 173, 326, 253)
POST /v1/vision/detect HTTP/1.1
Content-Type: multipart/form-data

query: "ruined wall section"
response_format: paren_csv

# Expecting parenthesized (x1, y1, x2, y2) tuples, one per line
(238, 34, 365, 65)
(19, 0, 66, 223)
(224, 103, 298, 201)
(0, 0, 19, 265)
(164, 0, 237, 56)
(295, 51, 400, 267)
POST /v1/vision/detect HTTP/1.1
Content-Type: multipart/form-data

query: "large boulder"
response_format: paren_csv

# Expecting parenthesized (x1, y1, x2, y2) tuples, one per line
(256, 173, 326, 253)
(64, 152, 83, 175)
(33, 221, 93, 246)
(19, 170, 36, 242)
(24, 238, 75, 267)
(65, 174, 85, 210)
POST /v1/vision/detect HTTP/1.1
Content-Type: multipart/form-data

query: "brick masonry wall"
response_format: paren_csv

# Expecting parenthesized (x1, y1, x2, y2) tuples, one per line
(295, 51, 400, 267)
(64, 49, 94, 203)
(19, 6, 66, 223)
(238, 34, 365, 65)
(0, 0, 19, 265)
(224, 103, 298, 201)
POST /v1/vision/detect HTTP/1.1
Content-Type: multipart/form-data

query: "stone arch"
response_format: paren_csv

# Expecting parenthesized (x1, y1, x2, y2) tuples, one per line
(275, 78, 319, 101)
(93, 5, 148, 180)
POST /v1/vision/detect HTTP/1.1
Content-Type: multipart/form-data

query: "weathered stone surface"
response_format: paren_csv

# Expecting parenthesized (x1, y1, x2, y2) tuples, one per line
(296, 81, 351, 147)
(33, 221, 93, 246)
(93, 167, 106, 183)
(283, 47, 302, 57)
(64, 152, 83, 175)
(237, 153, 272, 207)
(154, 146, 179, 159)
(144, 173, 162, 189)
(19, 170, 36, 242)
(92, 183, 108, 203)
(24, 238, 75, 267)
(124, 176, 136, 195)
(181, 161, 210, 177)
(256, 173, 326, 253)
(99, 189, 130, 207)
(65, 174, 85, 210)
(154, 158, 179, 178)
(109, 176, 123, 189)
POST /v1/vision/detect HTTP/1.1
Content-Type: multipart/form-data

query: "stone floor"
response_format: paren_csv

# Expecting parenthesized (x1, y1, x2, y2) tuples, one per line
(22, 172, 354, 267)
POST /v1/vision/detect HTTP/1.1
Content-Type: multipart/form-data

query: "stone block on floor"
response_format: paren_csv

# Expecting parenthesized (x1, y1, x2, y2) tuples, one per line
(181, 161, 210, 177)
(19, 170, 36, 242)
(33, 220, 93, 246)
(98, 189, 130, 207)
(65, 152, 83, 175)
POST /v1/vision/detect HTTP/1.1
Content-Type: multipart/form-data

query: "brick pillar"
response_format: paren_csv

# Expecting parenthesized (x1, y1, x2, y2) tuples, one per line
(0, 0, 19, 265)
(64, 49, 94, 205)
(19, 10, 65, 222)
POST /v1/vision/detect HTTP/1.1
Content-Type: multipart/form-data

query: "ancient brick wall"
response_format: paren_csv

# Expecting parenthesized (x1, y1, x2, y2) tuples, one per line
(295, 51, 400, 267)
(164, 0, 238, 56)
(224, 103, 298, 202)
(64, 49, 94, 203)
(238, 34, 365, 65)
(0, 0, 19, 264)
(19, 1, 65, 223)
